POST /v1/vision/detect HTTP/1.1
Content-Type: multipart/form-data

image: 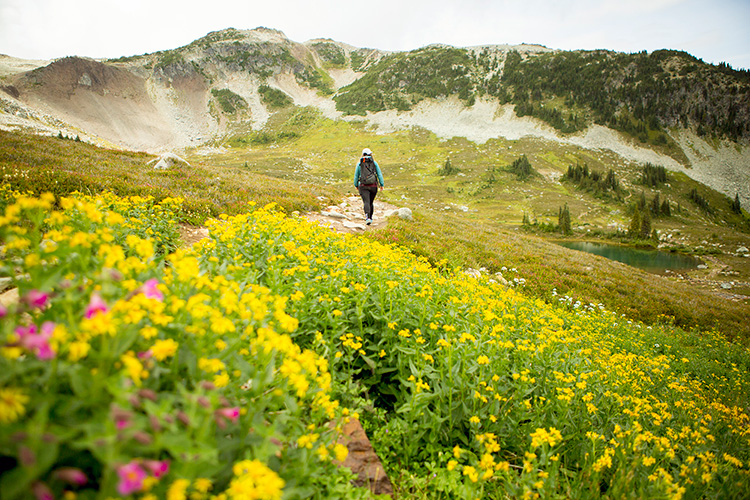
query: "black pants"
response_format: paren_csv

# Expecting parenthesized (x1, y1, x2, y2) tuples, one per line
(358, 185, 378, 219)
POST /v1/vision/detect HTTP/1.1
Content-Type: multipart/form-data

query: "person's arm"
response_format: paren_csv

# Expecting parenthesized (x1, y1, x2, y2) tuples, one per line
(374, 161, 385, 188)
(354, 163, 361, 188)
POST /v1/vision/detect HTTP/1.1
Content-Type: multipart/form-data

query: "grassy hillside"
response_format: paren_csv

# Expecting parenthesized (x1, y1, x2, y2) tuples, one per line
(0, 130, 339, 222)
(192, 109, 750, 341)
(2, 119, 748, 343)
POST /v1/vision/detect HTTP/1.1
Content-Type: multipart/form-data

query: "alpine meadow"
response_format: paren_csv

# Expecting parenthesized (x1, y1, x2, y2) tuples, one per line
(1, 26, 749, 500)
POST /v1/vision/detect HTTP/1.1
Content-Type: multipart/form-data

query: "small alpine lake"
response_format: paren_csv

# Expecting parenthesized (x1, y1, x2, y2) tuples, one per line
(553, 240, 703, 275)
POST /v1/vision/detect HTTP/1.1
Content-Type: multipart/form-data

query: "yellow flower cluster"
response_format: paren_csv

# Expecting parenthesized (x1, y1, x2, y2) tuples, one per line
(227, 460, 285, 500)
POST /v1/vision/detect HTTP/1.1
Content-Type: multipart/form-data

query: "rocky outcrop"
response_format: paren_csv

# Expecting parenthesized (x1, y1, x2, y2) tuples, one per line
(336, 418, 393, 496)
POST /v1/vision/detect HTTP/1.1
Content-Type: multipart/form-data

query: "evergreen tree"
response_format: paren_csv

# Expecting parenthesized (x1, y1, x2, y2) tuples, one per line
(661, 198, 671, 217)
(640, 208, 652, 239)
(732, 193, 742, 214)
(509, 155, 534, 180)
(651, 193, 661, 216)
(629, 205, 641, 238)
(558, 204, 572, 234)
(638, 192, 647, 210)
(604, 169, 619, 191)
(438, 157, 458, 176)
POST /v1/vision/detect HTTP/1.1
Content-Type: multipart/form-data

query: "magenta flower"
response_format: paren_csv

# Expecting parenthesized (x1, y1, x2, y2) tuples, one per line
(0, 303, 8, 318)
(111, 405, 132, 431)
(53, 467, 88, 485)
(31, 481, 53, 500)
(24, 290, 50, 310)
(141, 279, 164, 301)
(15, 322, 55, 360)
(143, 459, 170, 478)
(216, 407, 240, 423)
(85, 293, 108, 319)
(116, 461, 147, 495)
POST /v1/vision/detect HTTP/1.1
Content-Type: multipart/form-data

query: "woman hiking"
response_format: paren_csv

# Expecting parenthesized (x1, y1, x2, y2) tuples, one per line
(353, 148, 385, 225)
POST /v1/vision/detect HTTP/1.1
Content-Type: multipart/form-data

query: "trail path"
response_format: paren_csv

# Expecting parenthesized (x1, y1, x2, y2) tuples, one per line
(303, 195, 401, 235)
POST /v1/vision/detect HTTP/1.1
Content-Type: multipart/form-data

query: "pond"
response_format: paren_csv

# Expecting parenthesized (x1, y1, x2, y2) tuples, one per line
(554, 241, 703, 274)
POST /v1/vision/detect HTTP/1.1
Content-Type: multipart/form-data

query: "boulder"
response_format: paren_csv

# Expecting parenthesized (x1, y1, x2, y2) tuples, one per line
(397, 207, 413, 221)
(342, 221, 366, 230)
(148, 152, 190, 170)
(737, 246, 749, 254)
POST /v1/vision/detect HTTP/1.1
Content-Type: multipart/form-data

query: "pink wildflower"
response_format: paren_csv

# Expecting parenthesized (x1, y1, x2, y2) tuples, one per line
(24, 290, 50, 310)
(143, 459, 170, 478)
(53, 467, 88, 485)
(140, 279, 164, 301)
(0, 303, 8, 318)
(31, 481, 53, 500)
(15, 322, 56, 360)
(116, 461, 147, 495)
(85, 292, 108, 319)
(216, 407, 240, 424)
(111, 405, 132, 431)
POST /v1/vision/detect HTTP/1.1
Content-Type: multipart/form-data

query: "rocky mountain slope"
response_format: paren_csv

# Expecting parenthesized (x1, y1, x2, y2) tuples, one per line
(0, 27, 748, 206)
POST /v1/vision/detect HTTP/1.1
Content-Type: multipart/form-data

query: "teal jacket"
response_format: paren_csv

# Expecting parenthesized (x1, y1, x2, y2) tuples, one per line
(354, 159, 385, 188)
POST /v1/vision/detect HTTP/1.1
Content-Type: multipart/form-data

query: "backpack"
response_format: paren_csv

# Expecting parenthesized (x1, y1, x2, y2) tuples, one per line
(360, 158, 377, 185)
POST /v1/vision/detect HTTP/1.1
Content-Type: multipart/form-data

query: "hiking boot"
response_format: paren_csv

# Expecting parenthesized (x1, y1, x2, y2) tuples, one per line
(366, 218, 372, 225)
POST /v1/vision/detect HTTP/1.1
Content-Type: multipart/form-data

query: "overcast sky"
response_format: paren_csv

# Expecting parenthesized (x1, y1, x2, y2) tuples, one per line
(1, 0, 748, 70)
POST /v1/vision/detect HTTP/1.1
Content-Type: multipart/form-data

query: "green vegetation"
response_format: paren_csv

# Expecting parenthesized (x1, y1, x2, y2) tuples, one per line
(564, 164, 620, 198)
(688, 187, 712, 214)
(215, 44, 300, 78)
(210, 88, 248, 114)
(558, 203, 572, 234)
(2, 193, 749, 498)
(258, 84, 293, 110)
(0, 130, 335, 222)
(732, 193, 743, 214)
(154, 50, 185, 69)
(437, 157, 459, 176)
(498, 49, 750, 143)
(312, 41, 347, 67)
(298, 66, 335, 95)
(367, 210, 750, 342)
(334, 45, 749, 152)
(639, 162, 668, 188)
(2, 112, 750, 498)
(507, 155, 535, 180)
(335, 46, 476, 115)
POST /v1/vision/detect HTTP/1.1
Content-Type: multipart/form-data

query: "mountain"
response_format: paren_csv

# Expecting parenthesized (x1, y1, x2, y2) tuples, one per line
(0, 27, 748, 206)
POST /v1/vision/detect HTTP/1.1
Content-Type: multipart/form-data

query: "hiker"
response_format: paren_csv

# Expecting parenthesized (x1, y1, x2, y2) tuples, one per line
(353, 148, 385, 225)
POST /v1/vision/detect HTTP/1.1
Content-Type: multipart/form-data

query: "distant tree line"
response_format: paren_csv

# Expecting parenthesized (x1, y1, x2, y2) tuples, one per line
(564, 163, 619, 195)
(639, 163, 668, 187)
(688, 188, 712, 214)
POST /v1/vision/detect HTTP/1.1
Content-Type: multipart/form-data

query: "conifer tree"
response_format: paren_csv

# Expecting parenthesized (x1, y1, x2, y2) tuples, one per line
(651, 193, 661, 216)
(661, 198, 671, 217)
(558, 204, 571, 235)
(629, 205, 641, 238)
(732, 193, 742, 214)
(640, 208, 652, 239)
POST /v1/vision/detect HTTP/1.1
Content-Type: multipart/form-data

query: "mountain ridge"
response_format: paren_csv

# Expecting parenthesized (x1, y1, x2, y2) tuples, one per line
(0, 27, 748, 206)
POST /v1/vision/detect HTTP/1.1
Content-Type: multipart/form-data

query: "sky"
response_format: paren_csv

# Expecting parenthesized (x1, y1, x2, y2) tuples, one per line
(1, 0, 748, 70)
